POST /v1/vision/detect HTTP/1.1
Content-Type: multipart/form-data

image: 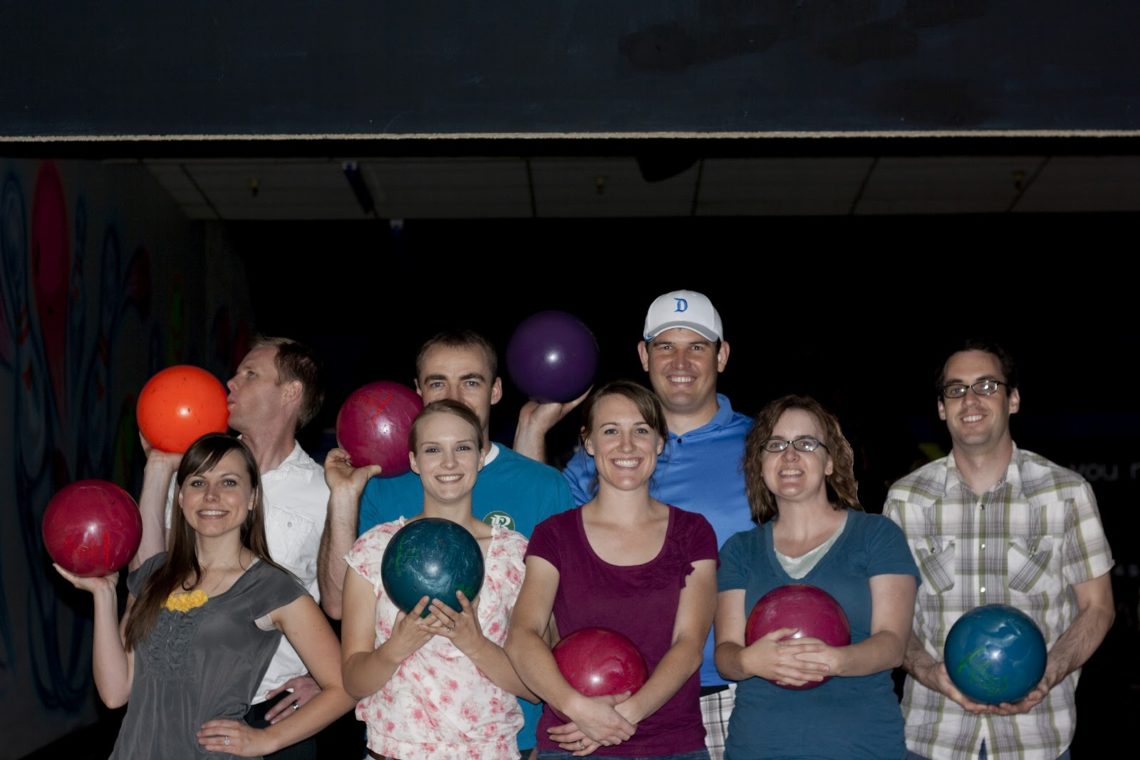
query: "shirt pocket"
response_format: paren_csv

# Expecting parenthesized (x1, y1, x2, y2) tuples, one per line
(1007, 534, 1058, 597)
(1006, 498, 1068, 598)
(913, 536, 956, 594)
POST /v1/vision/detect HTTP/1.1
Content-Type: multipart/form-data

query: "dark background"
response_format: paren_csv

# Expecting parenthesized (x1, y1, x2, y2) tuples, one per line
(5, 2, 1140, 137)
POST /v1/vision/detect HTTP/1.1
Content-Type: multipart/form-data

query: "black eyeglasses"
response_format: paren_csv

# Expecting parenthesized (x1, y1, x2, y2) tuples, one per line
(761, 436, 827, 454)
(940, 379, 1008, 399)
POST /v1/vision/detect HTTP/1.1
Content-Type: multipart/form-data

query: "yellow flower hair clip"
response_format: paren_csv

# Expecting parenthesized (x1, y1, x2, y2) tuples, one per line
(163, 589, 208, 613)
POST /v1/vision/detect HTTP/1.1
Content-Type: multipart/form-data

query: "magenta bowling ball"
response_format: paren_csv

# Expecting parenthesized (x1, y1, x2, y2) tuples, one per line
(553, 627, 648, 701)
(506, 311, 599, 403)
(43, 480, 142, 577)
(745, 584, 851, 690)
(336, 381, 423, 477)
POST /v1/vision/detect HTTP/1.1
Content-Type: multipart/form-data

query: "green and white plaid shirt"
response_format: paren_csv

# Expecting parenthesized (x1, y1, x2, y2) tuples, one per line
(885, 445, 1113, 760)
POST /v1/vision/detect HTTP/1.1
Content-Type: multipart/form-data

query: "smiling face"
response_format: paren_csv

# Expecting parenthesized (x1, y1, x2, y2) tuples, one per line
(637, 327, 729, 420)
(178, 449, 255, 538)
(409, 408, 485, 506)
(584, 392, 664, 493)
(938, 349, 1020, 454)
(760, 408, 834, 506)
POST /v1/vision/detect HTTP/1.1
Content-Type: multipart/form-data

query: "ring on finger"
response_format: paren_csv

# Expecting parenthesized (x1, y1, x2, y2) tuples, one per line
(223, 737, 231, 746)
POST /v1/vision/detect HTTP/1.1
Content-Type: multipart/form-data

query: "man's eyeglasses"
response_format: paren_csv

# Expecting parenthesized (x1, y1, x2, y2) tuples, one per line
(761, 436, 827, 454)
(940, 379, 1008, 399)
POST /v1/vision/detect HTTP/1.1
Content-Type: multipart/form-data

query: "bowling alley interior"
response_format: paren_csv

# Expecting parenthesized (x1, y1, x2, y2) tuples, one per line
(5, 4, 1140, 759)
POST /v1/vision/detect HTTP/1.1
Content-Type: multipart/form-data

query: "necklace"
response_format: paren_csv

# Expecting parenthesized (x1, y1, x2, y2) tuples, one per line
(163, 555, 249, 613)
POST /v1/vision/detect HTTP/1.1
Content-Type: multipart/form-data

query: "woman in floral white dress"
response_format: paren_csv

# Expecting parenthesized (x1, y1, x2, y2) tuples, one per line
(341, 399, 536, 760)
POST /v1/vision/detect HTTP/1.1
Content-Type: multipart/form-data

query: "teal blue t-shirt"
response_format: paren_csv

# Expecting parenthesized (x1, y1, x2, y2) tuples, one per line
(717, 510, 920, 760)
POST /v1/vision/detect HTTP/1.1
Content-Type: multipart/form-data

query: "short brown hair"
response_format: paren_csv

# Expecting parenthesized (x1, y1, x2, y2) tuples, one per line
(252, 336, 324, 430)
(580, 380, 668, 443)
(743, 395, 862, 524)
(414, 330, 498, 382)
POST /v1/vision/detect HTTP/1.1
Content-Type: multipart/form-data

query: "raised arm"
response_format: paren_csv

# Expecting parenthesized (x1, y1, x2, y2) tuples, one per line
(316, 447, 381, 619)
(131, 434, 181, 569)
(506, 556, 636, 749)
(196, 594, 356, 757)
(54, 566, 135, 708)
(513, 389, 590, 464)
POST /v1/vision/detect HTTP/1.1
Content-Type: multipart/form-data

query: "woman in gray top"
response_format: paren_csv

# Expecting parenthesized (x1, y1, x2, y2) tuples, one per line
(55, 434, 353, 758)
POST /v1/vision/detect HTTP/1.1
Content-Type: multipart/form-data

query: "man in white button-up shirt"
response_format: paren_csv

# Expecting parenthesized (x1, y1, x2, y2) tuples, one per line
(134, 336, 330, 760)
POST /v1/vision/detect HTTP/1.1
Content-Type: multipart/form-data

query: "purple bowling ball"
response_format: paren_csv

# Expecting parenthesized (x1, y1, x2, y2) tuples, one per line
(506, 311, 599, 403)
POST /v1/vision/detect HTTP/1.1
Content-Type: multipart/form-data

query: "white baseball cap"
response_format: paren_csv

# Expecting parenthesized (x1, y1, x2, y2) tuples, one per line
(643, 290, 723, 342)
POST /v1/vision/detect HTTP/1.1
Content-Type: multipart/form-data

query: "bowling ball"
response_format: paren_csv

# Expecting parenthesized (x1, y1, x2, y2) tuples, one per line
(137, 365, 229, 453)
(43, 480, 142, 577)
(745, 583, 851, 690)
(381, 518, 484, 616)
(336, 381, 423, 477)
(506, 311, 599, 403)
(944, 604, 1047, 704)
(553, 627, 648, 709)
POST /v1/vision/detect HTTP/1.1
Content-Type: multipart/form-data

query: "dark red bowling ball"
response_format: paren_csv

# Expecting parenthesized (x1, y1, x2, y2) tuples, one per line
(336, 381, 423, 477)
(506, 311, 599, 403)
(553, 627, 649, 701)
(745, 584, 851, 690)
(43, 480, 142, 577)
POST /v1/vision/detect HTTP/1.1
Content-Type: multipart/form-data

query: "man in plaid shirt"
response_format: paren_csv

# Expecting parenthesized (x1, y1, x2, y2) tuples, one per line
(885, 340, 1114, 760)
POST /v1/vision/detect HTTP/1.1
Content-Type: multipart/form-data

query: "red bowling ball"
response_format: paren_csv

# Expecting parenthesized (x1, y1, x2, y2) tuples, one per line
(43, 480, 142, 577)
(553, 627, 648, 701)
(336, 381, 423, 477)
(745, 584, 851, 690)
(137, 365, 229, 453)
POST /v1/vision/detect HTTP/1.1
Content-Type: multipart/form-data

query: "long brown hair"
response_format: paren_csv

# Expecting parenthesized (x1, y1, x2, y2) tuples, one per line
(743, 395, 862, 524)
(124, 434, 283, 649)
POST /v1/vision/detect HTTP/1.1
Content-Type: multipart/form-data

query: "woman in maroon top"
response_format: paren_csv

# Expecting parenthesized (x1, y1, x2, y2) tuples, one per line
(507, 380, 718, 759)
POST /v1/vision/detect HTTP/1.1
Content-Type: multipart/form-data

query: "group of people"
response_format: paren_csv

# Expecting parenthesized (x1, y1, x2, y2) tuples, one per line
(56, 289, 1114, 760)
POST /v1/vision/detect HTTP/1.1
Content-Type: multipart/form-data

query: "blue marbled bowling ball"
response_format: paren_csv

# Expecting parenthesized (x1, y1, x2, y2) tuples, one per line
(944, 604, 1047, 704)
(381, 518, 484, 616)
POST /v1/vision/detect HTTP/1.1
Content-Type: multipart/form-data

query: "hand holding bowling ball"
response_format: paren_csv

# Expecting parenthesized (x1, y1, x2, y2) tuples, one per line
(43, 480, 142, 577)
(944, 604, 1047, 705)
(136, 365, 229, 453)
(336, 381, 423, 478)
(381, 518, 484, 617)
(745, 584, 851, 690)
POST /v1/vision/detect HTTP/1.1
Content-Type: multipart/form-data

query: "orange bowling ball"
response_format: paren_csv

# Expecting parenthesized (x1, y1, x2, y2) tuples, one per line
(137, 365, 229, 453)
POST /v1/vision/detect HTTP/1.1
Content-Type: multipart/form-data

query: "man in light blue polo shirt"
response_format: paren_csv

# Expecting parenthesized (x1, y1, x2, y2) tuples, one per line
(515, 290, 753, 760)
